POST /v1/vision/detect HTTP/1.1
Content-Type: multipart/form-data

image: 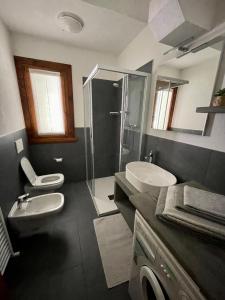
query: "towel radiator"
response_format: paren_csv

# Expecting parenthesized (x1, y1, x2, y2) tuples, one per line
(0, 208, 19, 275)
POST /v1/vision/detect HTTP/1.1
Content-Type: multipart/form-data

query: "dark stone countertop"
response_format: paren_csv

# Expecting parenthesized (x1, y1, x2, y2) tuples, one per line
(115, 172, 225, 300)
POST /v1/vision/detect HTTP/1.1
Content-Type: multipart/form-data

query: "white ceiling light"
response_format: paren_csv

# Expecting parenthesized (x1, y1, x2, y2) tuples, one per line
(57, 12, 84, 33)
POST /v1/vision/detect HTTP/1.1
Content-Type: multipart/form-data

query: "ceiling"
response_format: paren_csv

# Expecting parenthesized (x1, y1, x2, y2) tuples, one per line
(81, 0, 150, 23)
(0, 0, 150, 54)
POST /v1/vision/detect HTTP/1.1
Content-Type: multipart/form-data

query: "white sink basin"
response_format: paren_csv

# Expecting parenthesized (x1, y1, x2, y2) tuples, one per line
(126, 161, 177, 192)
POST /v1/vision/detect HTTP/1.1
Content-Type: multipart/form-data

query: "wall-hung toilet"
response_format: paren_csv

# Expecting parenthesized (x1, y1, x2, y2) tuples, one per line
(21, 157, 64, 193)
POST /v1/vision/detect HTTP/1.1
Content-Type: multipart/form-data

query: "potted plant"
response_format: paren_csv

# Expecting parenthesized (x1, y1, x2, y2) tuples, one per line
(213, 88, 225, 107)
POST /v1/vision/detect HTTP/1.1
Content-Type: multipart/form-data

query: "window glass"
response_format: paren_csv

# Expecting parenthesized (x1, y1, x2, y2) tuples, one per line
(29, 69, 65, 135)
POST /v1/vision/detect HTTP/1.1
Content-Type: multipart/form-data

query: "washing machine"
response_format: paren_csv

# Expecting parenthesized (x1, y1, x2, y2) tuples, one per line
(129, 210, 206, 300)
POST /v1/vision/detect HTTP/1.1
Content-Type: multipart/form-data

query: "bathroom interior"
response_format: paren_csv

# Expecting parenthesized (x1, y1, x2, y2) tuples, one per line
(0, 1, 225, 299)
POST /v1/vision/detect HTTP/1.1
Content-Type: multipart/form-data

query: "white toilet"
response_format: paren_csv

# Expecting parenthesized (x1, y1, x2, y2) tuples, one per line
(21, 157, 64, 192)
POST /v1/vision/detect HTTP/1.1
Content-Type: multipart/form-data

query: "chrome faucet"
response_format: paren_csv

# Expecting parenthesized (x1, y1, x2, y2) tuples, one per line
(144, 150, 153, 163)
(17, 193, 31, 209)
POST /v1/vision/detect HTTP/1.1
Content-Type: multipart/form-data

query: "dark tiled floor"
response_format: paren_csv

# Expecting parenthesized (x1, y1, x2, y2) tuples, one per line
(5, 182, 131, 300)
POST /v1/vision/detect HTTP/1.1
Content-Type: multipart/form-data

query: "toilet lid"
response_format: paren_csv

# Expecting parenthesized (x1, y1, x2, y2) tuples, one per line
(21, 157, 37, 185)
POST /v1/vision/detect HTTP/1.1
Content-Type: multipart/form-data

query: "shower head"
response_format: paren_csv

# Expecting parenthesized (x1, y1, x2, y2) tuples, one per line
(113, 83, 119, 88)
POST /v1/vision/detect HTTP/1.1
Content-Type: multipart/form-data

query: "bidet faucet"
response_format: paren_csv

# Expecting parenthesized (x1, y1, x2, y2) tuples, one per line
(144, 150, 153, 163)
(17, 193, 31, 209)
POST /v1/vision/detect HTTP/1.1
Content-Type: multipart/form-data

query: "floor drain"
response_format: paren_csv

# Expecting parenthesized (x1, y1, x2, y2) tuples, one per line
(108, 194, 114, 200)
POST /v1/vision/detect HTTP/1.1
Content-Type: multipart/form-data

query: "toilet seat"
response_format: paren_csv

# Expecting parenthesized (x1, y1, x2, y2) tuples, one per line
(21, 157, 64, 191)
(34, 174, 64, 189)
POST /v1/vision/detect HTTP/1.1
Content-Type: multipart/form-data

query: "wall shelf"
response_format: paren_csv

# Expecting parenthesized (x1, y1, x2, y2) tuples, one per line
(196, 106, 225, 113)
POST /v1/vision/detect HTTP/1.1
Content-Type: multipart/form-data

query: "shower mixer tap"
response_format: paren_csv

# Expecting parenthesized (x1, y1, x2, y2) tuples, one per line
(144, 150, 154, 163)
(128, 124, 137, 128)
(109, 111, 129, 116)
(109, 112, 120, 116)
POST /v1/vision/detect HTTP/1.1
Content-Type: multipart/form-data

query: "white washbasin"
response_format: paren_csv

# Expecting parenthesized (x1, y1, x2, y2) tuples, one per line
(126, 161, 177, 192)
(8, 193, 64, 235)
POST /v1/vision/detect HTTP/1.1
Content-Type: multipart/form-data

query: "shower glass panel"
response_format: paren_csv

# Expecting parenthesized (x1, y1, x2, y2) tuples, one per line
(83, 65, 149, 210)
(119, 74, 146, 171)
(83, 80, 94, 193)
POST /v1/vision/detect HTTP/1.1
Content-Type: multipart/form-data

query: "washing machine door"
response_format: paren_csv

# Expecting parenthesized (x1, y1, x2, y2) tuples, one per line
(140, 266, 168, 300)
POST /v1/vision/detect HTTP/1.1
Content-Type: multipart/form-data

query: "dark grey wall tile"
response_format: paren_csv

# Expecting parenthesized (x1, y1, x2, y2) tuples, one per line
(156, 138, 211, 184)
(92, 78, 121, 178)
(137, 61, 153, 73)
(141, 134, 160, 162)
(29, 128, 86, 182)
(143, 134, 225, 195)
(204, 151, 225, 195)
(94, 154, 117, 179)
(0, 129, 29, 217)
(143, 134, 160, 153)
(119, 128, 143, 171)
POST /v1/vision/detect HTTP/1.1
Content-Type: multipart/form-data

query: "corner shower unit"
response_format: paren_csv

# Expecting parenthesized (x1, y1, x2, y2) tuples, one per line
(83, 65, 149, 216)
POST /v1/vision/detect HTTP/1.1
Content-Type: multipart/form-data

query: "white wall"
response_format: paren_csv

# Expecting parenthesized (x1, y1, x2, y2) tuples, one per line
(11, 33, 118, 128)
(0, 20, 25, 136)
(157, 65, 181, 78)
(5, 23, 225, 152)
(118, 26, 170, 71)
(118, 25, 225, 153)
(172, 58, 219, 130)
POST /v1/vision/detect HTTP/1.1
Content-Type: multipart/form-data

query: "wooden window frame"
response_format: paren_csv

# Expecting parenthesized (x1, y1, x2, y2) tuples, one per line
(14, 56, 77, 144)
(167, 87, 178, 130)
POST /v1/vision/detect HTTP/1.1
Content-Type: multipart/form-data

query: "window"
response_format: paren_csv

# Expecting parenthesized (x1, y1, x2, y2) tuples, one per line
(14, 56, 76, 143)
(152, 80, 177, 130)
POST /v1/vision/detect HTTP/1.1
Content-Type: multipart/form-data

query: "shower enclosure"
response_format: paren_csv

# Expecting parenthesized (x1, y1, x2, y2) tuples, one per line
(83, 65, 149, 215)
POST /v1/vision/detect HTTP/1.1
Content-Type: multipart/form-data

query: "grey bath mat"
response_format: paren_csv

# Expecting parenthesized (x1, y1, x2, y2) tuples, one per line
(93, 213, 133, 288)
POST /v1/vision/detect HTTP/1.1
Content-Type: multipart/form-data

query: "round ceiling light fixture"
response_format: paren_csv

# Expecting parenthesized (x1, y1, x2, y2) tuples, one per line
(57, 12, 84, 34)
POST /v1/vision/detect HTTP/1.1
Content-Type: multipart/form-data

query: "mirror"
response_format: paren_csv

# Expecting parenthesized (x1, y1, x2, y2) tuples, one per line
(151, 39, 224, 135)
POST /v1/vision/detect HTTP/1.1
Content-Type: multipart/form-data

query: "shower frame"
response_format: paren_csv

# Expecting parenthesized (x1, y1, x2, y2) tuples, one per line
(83, 64, 150, 195)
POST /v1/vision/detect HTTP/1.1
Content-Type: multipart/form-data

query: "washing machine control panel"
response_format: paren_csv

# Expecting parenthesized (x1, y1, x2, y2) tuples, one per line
(156, 236, 205, 300)
(160, 263, 172, 279)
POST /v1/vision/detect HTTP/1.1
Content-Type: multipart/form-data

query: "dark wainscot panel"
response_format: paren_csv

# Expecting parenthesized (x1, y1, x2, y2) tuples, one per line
(0, 129, 29, 217)
(29, 128, 86, 183)
(143, 134, 225, 195)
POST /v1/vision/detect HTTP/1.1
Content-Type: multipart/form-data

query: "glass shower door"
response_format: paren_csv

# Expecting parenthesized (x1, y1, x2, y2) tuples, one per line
(83, 80, 95, 193)
(119, 74, 147, 171)
(83, 64, 149, 191)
